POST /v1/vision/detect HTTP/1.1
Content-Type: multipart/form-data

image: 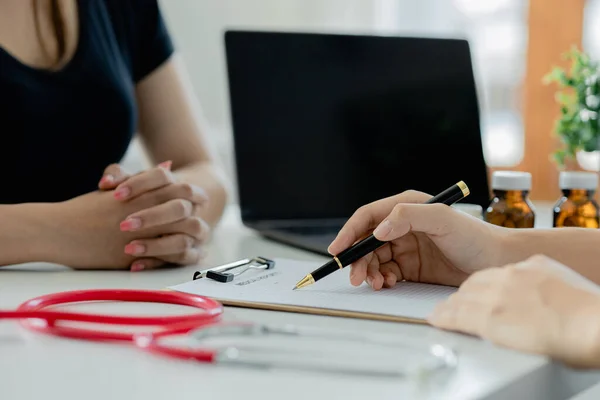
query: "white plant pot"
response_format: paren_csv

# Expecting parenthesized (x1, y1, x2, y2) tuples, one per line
(576, 150, 600, 172)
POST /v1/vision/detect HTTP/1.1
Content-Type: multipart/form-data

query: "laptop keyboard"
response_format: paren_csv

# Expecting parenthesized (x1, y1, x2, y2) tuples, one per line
(259, 225, 343, 255)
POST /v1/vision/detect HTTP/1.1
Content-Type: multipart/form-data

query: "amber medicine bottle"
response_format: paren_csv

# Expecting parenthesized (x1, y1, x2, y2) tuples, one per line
(553, 171, 599, 228)
(484, 171, 535, 228)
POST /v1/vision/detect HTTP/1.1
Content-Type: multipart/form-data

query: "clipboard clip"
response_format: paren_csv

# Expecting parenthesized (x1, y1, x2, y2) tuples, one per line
(192, 257, 275, 283)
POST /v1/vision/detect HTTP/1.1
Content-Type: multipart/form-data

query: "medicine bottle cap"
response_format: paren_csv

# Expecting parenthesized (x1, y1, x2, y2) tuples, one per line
(491, 171, 532, 191)
(559, 171, 598, 190)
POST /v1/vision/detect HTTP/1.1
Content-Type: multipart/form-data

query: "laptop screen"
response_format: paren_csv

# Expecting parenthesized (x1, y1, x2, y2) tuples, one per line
(225, 31, 490, 222)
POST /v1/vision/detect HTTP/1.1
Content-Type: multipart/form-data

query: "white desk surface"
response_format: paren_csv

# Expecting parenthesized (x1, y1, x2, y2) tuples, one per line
(1, 202, 598, 400)
(570, 381, 600, 399)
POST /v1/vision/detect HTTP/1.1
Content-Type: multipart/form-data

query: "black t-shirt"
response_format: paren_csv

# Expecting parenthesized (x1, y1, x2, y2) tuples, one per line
(0, 0, 174, 204)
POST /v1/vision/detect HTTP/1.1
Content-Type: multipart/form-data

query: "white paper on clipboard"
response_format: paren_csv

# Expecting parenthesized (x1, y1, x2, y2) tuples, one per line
(169, 258, 457, 322)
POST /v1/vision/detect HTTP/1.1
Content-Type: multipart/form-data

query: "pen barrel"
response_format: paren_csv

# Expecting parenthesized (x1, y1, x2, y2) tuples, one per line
(426, 182, 468, 206)
(335, 236, 385, 267)
(311, 259, 342, 281)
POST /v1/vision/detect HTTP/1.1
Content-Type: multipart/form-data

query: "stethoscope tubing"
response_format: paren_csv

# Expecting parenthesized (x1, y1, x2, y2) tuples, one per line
(2, 289, 223, 343)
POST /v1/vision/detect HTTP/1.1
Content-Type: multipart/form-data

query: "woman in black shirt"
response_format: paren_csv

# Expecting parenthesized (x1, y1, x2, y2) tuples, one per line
(0, 0, 229, 271)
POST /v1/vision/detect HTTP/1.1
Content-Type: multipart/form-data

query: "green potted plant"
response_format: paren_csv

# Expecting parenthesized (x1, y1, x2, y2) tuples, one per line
(544, 47, 600, 170)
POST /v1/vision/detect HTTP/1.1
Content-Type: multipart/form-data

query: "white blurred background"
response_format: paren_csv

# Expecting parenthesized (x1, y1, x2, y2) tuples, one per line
(122, 0, 600, 201)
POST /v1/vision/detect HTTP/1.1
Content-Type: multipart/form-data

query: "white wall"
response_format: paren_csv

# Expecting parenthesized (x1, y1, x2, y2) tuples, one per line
(584, 0, 600, 58)
(158, 0, 466, 135)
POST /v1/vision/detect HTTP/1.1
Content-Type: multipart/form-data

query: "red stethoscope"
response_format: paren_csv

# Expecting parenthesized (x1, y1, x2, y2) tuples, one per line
(1, 289, 458, 377)
(3, 289, 224, 362)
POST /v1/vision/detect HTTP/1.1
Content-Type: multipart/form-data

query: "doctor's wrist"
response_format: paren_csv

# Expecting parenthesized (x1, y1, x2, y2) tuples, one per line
(480, 223, 520, 268)
(494, 227, 543, 267)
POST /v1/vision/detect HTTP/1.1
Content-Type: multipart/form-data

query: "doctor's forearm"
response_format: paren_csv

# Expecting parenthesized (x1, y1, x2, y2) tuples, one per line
(0, 203, 58, 266)
(500, 228, 600, 284)
(173, 161, 229, 228)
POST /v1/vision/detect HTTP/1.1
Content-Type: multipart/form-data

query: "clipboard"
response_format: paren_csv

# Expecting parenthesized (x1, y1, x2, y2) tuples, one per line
(170, 257, 457, 324)
(208, 298, 430, 324)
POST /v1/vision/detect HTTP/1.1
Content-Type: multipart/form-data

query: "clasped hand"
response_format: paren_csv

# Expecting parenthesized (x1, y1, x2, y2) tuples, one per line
(56, 161, 209, 271)
(99, 161, 209, 271)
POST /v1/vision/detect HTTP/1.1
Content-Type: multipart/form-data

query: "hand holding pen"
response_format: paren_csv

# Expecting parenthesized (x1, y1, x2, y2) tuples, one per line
(296, 183, 506, 290)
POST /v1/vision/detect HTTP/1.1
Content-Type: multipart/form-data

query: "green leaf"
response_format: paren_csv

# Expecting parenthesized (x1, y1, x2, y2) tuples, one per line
(544, 67, 569, 86)
(583, 139, 598, 152)
(547, 46, 600, 165)
(556, 91, 577, 108)
(553, 150, 567, 167)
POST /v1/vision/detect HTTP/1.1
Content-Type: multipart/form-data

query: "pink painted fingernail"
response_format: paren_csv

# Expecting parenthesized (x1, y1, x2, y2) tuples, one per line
(100, 175, 114, 185)
(114, 186, 131, 200)
(158, 160, 172, 170)
(120, 218, 142, 231)
(131, 262, 145, 272)
(125, 243, 146, 255)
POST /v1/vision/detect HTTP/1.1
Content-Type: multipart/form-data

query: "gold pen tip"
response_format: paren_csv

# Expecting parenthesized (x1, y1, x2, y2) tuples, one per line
(293, 274, 315, 290)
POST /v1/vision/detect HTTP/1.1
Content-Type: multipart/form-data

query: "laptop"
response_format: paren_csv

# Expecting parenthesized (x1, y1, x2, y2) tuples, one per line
(224, 30, 490, 255)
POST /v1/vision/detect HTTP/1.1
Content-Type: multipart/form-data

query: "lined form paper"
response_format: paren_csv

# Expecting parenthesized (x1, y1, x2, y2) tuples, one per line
(170, 258, 457, 321)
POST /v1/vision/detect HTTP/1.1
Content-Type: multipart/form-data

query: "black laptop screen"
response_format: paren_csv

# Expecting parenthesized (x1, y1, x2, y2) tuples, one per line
(225, 31, 490, 222)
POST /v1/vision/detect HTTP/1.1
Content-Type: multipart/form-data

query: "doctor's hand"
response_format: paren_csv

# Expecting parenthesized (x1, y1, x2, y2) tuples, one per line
(428, 255, 600, 369)
(328, 190, 505, 289)
(97, 162, 210, 271)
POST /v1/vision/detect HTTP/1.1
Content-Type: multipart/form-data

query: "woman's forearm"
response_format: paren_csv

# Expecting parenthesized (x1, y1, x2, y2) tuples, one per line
(173, 161, 229, 228)
(500, 227, 600, 284)
(0, 203, 57, 266)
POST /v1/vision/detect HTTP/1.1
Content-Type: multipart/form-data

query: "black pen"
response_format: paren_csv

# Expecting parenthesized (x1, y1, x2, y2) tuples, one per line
(292, 181, 470, 290)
